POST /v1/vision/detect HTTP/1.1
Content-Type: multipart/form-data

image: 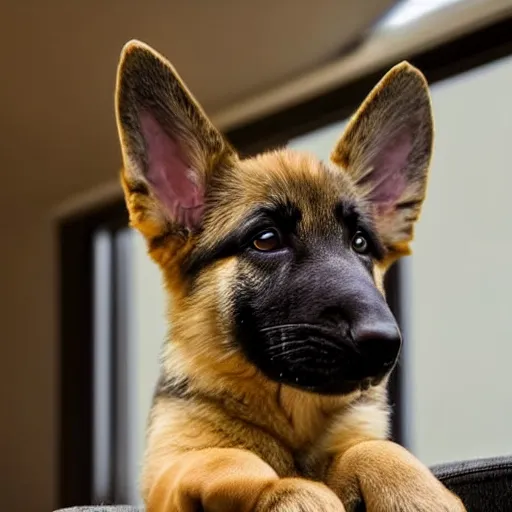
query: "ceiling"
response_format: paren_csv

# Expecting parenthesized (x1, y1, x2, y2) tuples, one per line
(0, 1, 400, 212)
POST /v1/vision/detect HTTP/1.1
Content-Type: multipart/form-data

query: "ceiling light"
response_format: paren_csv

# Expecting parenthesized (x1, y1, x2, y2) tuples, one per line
(380, 0, 465, 28)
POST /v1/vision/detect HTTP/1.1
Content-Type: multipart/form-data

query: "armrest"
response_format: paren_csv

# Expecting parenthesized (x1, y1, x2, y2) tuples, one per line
(432, 455, 512, 512)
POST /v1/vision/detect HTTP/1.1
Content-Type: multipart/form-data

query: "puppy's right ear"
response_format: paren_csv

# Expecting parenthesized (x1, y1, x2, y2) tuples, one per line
(115, 40, 236, 243)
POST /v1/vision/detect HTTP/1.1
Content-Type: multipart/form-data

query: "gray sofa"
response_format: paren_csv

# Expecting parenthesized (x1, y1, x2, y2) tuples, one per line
(54, 455, 512, 512)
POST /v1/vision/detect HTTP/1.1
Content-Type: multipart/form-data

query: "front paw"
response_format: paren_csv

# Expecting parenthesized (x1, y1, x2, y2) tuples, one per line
(256, 478, 346, 512)
(361, 482, 465, 512)
(328, 441, 466, 512)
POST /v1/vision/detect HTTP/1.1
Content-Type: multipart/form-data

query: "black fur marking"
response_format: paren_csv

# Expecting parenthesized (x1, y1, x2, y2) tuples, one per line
(153, 374, 191, 401)
(396, 199, 421, 210)
(184, 202, 302, 279)
(233, 236, 401, 396)
(334, 200, 386, 260)
(126, 180, 150, 196)
(148, 229, 174, 251)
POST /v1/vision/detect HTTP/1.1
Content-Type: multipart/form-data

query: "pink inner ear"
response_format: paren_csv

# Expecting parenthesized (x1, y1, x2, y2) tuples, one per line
(140, 111, 204, 229)
(367, 127, 411, 205)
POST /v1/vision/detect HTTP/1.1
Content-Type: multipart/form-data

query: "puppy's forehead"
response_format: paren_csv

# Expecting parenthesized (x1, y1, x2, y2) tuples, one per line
(208, 149, 357, 233)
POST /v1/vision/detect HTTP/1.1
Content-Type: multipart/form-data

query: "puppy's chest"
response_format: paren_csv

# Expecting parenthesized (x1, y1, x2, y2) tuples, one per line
(274, 406, 340, 479)
(291, 444, 332, 480)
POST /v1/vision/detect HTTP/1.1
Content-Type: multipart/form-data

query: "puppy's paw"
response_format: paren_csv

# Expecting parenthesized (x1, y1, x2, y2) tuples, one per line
(256, 478, 346, 512)
(361, 482, 466, 512)
(328, 440, 466, 512)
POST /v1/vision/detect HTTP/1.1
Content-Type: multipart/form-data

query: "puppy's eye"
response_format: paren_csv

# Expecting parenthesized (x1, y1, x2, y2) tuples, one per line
(252, 229, 282, 252)
(351, 231, 370, 255)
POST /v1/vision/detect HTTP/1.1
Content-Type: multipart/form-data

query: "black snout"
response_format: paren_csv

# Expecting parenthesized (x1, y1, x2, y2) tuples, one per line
(348, 320, 402, 382)
(234, 251, 404, 396)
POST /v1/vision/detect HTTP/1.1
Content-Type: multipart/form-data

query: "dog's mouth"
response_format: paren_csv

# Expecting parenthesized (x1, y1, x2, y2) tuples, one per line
(239, 323, 400, 395)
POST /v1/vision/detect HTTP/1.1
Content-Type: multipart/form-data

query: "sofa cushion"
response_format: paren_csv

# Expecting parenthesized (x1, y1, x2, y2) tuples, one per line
(432, 455, 512, 512)
(56, 508, 142, 512)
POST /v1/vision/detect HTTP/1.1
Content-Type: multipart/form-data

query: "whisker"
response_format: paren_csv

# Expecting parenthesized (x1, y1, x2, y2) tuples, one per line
(260, 323, 324, 333)
(313, 336, 349, 353)
(270, 345, 311, 359)
(268, 334, 343, 354)
(267, 340, 303, 352)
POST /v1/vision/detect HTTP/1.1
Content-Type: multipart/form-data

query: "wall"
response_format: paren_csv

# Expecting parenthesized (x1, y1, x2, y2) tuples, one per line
(0, 214, 57, 512)
(404, 54, 512, 465)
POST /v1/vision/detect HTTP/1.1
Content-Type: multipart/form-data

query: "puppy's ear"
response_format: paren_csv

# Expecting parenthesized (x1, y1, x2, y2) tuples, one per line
(331, 62, 433, 256)
(115, 40, 236, 243)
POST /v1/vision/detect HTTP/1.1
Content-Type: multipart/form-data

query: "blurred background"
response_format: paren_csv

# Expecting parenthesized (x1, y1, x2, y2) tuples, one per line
(1, 1, 512, 511)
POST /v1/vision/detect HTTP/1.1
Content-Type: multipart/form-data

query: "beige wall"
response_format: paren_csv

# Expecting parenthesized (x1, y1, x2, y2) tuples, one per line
(405, 54, 512, 466)
(0, 214, 57, 512)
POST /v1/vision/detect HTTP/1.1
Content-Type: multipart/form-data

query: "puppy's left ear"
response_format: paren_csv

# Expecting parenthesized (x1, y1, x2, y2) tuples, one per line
(331, 61, 433, 257)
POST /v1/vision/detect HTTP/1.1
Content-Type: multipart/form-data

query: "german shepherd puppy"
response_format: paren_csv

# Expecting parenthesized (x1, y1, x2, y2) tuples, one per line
(115, 40, 466, 511)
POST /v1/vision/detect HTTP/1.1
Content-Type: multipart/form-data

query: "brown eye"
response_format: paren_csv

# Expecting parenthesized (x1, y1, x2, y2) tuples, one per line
(351, 231, 370, 254)
(252, 229, 282, 252)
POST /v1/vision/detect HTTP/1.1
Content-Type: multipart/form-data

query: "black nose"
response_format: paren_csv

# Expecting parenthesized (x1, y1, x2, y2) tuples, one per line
(351, 321, 402, 380)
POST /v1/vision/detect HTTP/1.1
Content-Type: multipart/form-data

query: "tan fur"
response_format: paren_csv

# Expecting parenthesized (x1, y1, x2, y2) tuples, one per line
(327, 441, 465, 512)
(115, 40, 466, 511)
